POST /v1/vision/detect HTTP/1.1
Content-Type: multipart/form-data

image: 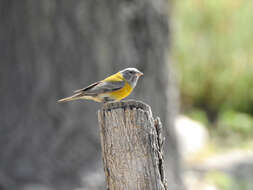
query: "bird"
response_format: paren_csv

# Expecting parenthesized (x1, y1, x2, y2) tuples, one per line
(57, 68, 143, 103)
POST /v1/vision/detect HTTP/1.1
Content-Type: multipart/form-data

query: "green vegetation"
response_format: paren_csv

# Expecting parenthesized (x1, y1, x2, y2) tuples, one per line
(172, 0, 253, 140)
(218, 111, 253, 137)
(172, 0, 253, 114)
(205, 171, 253, 190)
(205, 171, 234, 190)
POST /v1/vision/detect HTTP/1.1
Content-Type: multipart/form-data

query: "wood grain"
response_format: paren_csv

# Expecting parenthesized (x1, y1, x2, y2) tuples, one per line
(98, 100, 168, 190)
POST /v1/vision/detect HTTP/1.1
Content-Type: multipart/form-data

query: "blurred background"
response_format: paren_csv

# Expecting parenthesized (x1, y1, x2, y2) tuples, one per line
(0, 0, 252, 190)
(172, 0, 253, 190)
(0, 1, 181, 190)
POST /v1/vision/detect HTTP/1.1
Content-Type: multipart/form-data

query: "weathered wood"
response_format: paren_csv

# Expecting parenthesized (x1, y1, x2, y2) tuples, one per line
(98, 100, 168, 190)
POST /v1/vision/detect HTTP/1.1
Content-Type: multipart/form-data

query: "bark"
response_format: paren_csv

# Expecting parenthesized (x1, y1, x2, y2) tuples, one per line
(98, 100, 168, 190)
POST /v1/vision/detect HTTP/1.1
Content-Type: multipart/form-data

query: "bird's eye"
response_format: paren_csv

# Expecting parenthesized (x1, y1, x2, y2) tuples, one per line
(129, 71, 134, 74)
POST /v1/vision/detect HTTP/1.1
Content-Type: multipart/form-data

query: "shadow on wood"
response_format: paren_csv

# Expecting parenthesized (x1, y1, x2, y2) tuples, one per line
(98, 100, 168, 190)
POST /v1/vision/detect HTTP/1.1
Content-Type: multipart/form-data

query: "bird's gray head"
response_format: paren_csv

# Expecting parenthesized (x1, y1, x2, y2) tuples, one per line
(120, 68, 143, 88)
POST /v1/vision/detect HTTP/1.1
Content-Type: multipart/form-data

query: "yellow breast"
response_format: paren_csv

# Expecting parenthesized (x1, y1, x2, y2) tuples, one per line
(109, 81, 133, 100)
(103, 72, 133, 100)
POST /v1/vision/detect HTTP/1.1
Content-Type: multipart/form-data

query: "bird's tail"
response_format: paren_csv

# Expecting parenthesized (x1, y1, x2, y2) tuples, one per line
(57, 93, 83, 103)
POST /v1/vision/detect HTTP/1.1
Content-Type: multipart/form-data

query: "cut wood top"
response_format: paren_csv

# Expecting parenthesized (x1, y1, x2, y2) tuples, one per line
(101, 99, 152, 116)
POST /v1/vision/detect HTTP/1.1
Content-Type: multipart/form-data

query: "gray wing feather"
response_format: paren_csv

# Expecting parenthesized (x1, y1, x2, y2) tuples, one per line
(75, 81, 125, 95)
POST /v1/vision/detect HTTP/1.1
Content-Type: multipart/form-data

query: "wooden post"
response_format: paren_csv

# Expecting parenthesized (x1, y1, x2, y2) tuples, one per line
(98, 100, 168, 190)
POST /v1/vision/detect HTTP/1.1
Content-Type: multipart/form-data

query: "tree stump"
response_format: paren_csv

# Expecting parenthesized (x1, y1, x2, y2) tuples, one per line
(98, 100, 168, 190)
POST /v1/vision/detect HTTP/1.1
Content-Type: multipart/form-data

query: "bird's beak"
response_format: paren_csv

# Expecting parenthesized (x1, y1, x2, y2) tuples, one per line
(136, 72, 143, 77)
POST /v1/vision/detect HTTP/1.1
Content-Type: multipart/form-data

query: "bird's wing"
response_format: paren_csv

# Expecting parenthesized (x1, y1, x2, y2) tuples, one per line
(74, 80, 125, 95)
(74, 81, 100, 93)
